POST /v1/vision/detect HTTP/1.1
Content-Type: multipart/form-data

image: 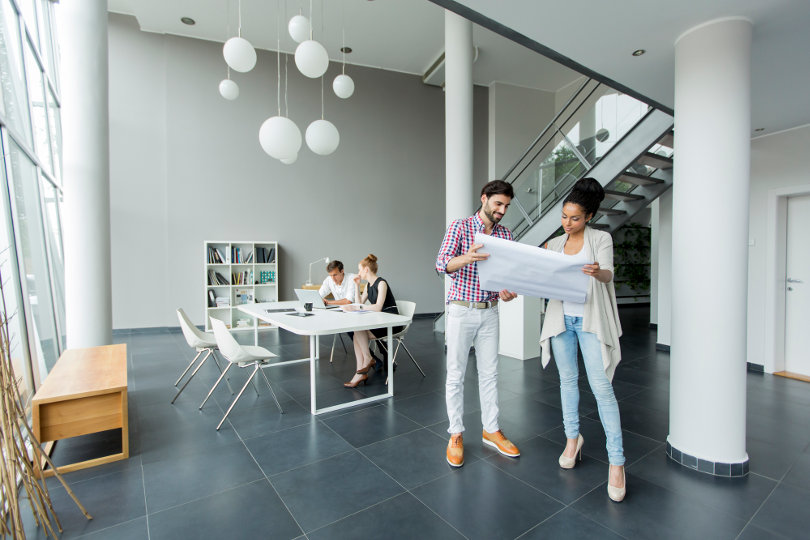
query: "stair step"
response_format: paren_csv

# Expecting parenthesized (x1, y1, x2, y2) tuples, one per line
(618, 172, 665, 186)
(589, 222, 609, 230)
(598, 207, 626, 216)
(637, 152, 673, 169)
(658, 131, 674, 148)
(604, 190, 645, 202)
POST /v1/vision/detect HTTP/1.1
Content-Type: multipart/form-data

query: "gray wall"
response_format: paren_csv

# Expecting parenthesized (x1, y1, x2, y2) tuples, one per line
(108, 14, 489, 329)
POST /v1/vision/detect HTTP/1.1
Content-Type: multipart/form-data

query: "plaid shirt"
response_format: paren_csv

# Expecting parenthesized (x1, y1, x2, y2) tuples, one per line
(436, 212, 513, 303)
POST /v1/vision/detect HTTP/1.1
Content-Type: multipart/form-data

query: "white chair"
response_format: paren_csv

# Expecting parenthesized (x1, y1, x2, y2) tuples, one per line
(172, 308, 234, 404)
(371, 300, 425, 378)
(205, 317, 284, 430)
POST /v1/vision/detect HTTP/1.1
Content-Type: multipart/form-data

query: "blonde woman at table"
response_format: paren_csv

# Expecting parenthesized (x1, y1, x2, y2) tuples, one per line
(344, 254, 404, 388)
(539, 177, 626, 502)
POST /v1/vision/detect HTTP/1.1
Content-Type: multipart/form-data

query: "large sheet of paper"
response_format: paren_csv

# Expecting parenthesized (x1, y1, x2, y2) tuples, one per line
(474, 233, 589, 303)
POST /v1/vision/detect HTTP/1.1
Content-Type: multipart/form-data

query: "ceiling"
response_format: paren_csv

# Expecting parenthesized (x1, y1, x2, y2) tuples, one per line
(107, 0, 810, 136)
(106, 0, 581, 93)
(444, 0, 810, 136)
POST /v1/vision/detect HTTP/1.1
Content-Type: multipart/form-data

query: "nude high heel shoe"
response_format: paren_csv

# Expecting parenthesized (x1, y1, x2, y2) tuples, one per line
(607, 466, 626, 502)
(558, 434, 584, 469)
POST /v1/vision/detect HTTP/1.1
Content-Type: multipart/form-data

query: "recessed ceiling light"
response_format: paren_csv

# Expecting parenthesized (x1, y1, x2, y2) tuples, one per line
(754, 128, 765, 132)
(340, 46, 352, 54)
(181, 17, 196, 26)
(632, 49, 646, 57)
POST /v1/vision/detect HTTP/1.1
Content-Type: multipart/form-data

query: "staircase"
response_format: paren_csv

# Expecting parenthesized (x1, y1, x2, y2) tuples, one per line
(498, 78, 674, 246)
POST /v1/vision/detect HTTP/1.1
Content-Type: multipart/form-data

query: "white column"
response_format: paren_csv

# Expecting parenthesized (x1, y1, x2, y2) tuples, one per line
(59, 1, 113, 347)
(669, 18, 751, 470)
(656, 190, 672, 346)
(444, 10, 474, 226)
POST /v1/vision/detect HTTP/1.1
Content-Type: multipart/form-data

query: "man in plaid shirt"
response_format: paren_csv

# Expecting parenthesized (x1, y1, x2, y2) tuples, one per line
(436, 180, 520, 467)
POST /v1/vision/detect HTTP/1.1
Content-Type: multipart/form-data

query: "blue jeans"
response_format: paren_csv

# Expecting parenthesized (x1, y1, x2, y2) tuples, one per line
(551, 315, 625, 466)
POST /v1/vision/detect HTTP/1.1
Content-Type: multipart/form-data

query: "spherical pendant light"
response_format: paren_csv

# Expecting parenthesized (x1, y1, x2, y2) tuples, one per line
(223, 37, 257, 73)
(332, 74, 355, 99)
(280, 154, 298, 165)
(305, 119, 339, 156)
(259, 116, 302, 160)
(218, 79, 239, 100)
(288, 15, 311, 43)
(294, 40, 329, 78)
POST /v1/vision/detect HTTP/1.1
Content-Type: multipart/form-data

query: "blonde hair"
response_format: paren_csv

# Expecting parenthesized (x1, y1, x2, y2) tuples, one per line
(360, 253, 378, 274)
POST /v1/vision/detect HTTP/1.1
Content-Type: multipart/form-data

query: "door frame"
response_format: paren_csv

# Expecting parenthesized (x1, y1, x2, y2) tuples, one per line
(764, 184, 810, 373)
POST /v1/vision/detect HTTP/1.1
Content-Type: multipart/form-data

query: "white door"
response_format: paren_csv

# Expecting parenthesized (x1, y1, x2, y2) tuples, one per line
(785, 194, 810, 376)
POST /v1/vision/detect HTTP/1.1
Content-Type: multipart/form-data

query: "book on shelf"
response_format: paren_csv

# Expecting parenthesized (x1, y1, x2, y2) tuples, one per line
(207, 246, 225, 264)
(267, 247, 275, 263)
(208, 289, 216, 307)
(234, 288, 254, 305)
(245, 251, 254, 263)
(208, 270, 230, 285)
(215, 296, 230, 307)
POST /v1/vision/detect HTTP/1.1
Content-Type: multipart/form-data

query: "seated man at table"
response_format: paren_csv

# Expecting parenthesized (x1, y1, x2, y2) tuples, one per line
(319, 260, 356, 305)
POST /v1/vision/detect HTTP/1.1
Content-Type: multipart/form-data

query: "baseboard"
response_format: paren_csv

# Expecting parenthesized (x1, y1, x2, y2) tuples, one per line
(413, 312, 441, 320)
(649, 323, 658, 330)
(113, 326, 181, 336)
(655, 343, 670, 352)
(747, 362, 765, 373)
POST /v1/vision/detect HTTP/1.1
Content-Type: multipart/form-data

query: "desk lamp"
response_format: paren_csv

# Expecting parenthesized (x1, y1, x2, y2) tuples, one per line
(307, 257, 330, 285)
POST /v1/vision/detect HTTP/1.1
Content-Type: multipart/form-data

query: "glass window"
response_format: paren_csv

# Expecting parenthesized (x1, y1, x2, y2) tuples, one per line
(40, 177, 64, 350)
(0, 132, 34, 399)
(4, 137, 59, 373)
(0, 0, 34, 145)
(46, 84, 60, 182)
(36, 0, 55, 78)
(23, 38, 51, 173)
(18, 0, 39, 51)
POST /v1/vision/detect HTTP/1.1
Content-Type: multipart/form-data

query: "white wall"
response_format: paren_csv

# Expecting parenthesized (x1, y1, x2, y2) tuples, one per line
(108, 14, 489, 329)
(747, 124, 810, 367)
(487, 83, 555, 179)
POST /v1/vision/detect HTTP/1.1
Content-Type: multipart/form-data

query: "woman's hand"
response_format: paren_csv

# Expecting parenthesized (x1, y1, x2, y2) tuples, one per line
(582, 262, 600, 277)
(353, 275, 361, 285)
(582, 262, 612, 283)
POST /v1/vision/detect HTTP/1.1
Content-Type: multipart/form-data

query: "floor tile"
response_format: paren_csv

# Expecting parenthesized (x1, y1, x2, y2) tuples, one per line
(572, 474, 747, 540)
(322, 404, 421, 448)
(411, 460, 564, 540)
(541, 415, 662, 466)
(21, 467, 146, 538)
(736, 524, 791, 540)
(628, 450, 778, 521)
(148, 479, 302, 539)
(142, 440, 263, 512)
(75, 517, 148, 540)
(307, 492, 465, 540)
(360, 428, 457, 489)
(520, 507, 625, 539)
(269, 450, 405, 532)
(485, 434, 610, 504)
(750, 482, 810, 539)
(244, 421, 353, 476)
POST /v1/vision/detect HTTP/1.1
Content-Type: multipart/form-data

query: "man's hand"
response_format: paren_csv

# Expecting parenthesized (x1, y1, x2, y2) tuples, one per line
(466, 243, 489, 265)
(499, 290, 517, 302)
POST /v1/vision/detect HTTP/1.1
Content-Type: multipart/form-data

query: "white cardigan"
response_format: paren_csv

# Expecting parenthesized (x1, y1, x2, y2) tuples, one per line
(539, 226, 623, 380)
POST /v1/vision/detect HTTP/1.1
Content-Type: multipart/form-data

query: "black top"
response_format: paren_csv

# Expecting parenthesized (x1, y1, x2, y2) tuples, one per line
(367, 277, 404, 338)
(367, 277, 399, 315)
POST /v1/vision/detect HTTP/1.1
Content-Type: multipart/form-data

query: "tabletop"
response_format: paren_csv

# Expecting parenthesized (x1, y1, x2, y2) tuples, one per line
(238, 302, 412, 336)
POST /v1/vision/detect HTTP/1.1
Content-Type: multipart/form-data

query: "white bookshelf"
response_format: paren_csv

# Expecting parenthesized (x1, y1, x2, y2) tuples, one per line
(204, 241, 278, 332)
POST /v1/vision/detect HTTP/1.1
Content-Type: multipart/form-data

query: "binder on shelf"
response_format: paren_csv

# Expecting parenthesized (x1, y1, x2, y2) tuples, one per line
(208, 289, 216, 307)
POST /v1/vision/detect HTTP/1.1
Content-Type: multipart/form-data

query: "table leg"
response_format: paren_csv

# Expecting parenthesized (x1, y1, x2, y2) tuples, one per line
(309, 335, 317, 414)
(387, 326, 394, 396)
(254, 316, 258, 345)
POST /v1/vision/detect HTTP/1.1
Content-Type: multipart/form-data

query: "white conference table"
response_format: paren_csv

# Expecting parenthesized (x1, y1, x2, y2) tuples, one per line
(238, 302, 412, 415)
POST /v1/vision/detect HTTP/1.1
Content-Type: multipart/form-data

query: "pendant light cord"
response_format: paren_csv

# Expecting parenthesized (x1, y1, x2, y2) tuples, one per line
(277, 0, 281, 115)
(237, 0, 242, 37)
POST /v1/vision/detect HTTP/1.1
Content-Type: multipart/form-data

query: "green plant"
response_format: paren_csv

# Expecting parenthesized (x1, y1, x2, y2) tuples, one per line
(613, 222, 651, 292)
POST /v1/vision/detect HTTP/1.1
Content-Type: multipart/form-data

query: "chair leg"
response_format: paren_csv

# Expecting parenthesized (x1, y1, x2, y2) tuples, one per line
(199, 362, 233, 410)
(400, 342, 426, 377)
(330, 334, 337, 363)
(250, 376, 260, 396)
(259, 366, 284, 414)
(175, 349, 202, 386)
(339, 333, 348, 354)
(211, 350, 235, 395)
(217, 364, 258, 430)
(171, 349, 212, 404)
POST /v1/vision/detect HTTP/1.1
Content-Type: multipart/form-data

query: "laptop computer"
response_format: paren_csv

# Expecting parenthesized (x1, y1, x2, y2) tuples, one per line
(294, 288, 340, 309)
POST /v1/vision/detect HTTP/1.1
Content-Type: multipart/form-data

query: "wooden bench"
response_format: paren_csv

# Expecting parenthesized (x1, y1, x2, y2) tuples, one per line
(32, 344, 129, 477)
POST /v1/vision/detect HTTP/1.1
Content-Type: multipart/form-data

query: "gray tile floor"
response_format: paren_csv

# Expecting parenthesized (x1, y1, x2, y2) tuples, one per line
(20, 306, 810, 539)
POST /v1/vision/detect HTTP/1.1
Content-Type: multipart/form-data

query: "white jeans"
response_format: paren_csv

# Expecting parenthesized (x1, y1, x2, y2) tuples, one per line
(445, 303, 500, 434)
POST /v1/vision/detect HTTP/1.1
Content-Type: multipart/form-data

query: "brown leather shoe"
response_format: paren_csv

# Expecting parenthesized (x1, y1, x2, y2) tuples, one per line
(482, 429, 520, 457)
(446, 433, 464, 467)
